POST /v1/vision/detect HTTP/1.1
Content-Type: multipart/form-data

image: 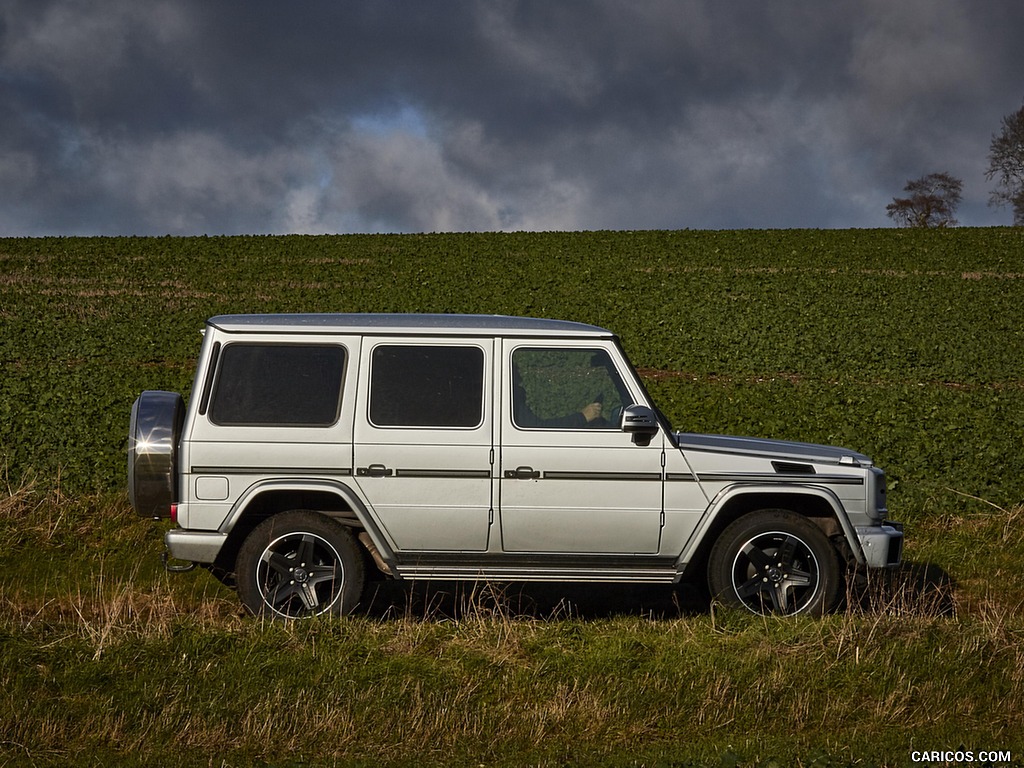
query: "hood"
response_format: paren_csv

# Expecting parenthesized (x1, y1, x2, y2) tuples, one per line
(674, 432, 873, 467)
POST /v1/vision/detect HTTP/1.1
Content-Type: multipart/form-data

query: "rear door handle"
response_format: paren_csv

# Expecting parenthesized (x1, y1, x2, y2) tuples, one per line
(357, 464, 393, 478)
(505, 466, 541, 480)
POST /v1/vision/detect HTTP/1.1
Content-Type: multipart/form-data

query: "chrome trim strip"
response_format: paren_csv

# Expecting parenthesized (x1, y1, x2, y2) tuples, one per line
(696, 473, 863, 485)
(394, 468, 491, 479)
(396, 552, 677, 568)
(395, 564, 679, 583)
(541, 471, 663, 481)
(190, 466, 353, 476)
(208, 313, 613, 337)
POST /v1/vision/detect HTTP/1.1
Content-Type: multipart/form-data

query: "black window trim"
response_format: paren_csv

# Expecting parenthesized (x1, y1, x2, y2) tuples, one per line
(366, 341, 487, 431)
(509, 344, 632, 432)
(198, 341, 221, 416)
(207, 341, 348, 428)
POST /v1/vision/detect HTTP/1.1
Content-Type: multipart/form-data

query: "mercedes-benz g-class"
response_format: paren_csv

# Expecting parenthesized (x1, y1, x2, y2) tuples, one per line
(129, 314, 902, 618)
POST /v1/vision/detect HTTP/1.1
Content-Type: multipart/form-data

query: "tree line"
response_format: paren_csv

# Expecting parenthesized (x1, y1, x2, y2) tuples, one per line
(887, 102, 1024, 228)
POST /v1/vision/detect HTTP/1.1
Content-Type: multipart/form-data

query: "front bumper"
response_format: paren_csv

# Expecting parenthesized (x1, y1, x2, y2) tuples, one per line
(855, 522, 904, 568)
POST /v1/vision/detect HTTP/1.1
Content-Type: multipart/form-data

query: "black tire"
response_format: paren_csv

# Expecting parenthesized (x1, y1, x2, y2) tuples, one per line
(128, 390, 185, 518)
(236, 511, 365, 620)
(707, 510, 842, 617)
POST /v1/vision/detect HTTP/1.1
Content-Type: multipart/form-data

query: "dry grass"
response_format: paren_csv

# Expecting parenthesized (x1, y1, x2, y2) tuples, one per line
(2, 482, 1024, 766)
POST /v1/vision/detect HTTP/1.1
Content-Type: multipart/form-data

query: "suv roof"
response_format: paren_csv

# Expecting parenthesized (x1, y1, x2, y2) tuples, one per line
(206, 313, 614, 338)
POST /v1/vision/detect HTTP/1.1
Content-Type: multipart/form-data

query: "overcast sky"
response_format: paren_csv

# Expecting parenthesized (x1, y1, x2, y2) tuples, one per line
(2, 1, 1022, 236)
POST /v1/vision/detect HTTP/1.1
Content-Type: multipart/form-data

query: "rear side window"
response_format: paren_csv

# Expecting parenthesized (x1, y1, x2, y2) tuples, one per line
(209, 344, 346, 426)
(369, 345, 484, 428)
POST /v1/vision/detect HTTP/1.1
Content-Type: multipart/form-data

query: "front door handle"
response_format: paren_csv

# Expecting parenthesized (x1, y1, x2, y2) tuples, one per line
(505, 466, 541, 480)
(357, 464, 393, 478)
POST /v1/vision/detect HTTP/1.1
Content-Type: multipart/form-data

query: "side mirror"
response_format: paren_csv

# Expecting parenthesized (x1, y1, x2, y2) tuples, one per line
(620, 404, 659, 445)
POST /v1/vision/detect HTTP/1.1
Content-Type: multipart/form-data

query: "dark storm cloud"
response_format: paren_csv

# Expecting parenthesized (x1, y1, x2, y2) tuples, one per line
(1, 0, 1022, 235)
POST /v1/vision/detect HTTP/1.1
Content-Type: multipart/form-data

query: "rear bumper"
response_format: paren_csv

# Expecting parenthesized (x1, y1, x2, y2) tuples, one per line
(855, 522, 903, 568)
(165, 529, 227, 564)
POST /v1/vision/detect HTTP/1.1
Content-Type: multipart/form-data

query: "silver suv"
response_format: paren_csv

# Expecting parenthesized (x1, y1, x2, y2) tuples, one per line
(129, 314, 902, 618)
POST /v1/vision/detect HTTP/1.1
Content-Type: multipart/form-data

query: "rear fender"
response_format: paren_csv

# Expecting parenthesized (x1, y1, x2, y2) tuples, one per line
(221, 478, 399, 575)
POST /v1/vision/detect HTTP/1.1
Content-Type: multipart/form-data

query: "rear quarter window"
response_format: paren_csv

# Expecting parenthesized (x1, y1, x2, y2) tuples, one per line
(209, 344, 346, 426)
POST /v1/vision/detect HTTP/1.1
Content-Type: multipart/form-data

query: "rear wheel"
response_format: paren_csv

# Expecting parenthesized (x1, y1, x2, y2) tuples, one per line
(236, 511, 365, 620)
(708, 510, 841, 616)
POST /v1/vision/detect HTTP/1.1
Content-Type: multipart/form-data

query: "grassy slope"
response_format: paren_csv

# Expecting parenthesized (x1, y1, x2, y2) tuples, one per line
(2, 230, 1023, 766)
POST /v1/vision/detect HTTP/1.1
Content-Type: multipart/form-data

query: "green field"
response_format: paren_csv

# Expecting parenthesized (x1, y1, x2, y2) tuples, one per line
(2, 230, 1023, 767)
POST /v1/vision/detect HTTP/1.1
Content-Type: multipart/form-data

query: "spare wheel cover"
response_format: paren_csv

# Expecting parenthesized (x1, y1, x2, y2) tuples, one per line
(128, 390, 185, 518)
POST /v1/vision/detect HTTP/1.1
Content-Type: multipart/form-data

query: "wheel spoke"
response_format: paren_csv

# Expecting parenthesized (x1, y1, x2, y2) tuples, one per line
(776, 535, 800, 568)
(786, 567, 813, 587)
(741, 541, 773, 571)
(298, 582, 320, 610)
(770, 582, 792, 613)
(296, 534, 317, 567)
(307, 563, 338, 586)
(266, 550, 295, 577)
(269, 581, 301, 609)
(736, 574, 767, 600)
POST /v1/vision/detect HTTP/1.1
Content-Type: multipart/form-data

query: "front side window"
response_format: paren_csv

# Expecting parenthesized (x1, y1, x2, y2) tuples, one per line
(369, 345, 484, 428)
(209, 344, 345, 426)
(512, 348, 630, 429)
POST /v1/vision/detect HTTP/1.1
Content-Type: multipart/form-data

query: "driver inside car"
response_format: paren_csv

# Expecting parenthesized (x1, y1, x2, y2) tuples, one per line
(511, 361, 605, 428)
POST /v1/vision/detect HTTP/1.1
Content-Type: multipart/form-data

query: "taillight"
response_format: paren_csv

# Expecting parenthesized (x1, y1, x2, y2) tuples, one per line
(170, 504, 178, 524)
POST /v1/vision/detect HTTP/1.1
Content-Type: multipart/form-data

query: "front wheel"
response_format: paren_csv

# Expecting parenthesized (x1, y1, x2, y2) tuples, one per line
(236, 511, 365, 620)
(707, 510, 841, 617)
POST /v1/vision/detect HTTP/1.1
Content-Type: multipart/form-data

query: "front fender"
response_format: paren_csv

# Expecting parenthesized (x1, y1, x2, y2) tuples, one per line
(676, 483, 866, 570)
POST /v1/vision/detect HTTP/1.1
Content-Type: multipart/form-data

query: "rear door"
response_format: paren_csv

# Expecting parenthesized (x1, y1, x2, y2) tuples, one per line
(352, 338, 494, 552)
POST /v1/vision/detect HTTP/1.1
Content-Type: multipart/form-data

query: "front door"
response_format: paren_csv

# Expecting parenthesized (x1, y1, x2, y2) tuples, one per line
(498, 341, 664, 554)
